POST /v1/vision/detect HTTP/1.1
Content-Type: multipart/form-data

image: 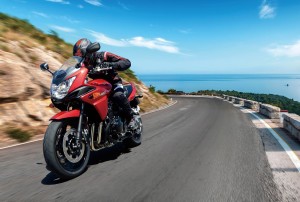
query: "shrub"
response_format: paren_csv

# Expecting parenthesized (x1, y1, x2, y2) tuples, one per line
(167, 89, 177, 94)
(31, 32, 47, 43)
(149, 85, 156, 93)
(6, 128, 31, 142)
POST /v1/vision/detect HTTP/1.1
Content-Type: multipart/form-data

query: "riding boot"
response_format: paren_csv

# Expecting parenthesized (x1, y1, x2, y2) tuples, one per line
(112, 91, 136, 129)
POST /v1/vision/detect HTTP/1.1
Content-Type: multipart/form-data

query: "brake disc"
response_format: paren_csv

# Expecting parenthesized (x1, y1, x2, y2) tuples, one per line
(62, 130, 85, 163)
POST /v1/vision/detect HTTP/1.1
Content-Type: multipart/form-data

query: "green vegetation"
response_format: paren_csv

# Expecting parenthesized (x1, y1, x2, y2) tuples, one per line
(0, 12, 72, 59)
(164, 89, 300, 115)
(0, 43, 10, 52)
(149, 85, 156, 93)
(15, 52, 25, 60)
(119, 69, 139, 83)
(166, 89, 177, 94)
(5, 128, 31, 142)
(29, 54, 38, 63)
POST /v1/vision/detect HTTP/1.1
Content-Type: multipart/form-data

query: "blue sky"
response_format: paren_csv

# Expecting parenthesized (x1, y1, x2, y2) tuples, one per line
(1, 0, 300, 74)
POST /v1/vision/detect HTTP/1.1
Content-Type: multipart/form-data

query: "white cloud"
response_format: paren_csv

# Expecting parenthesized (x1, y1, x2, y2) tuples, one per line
(259, 0, 276, 19)
(32, 11, 48, 18)
(87, 30, 180, 54)
(266, 40, 300, 57)
(46, 0, 70, 4)
(129, 37, 179, 54)
(84, 0, 102, 6)
(78, 4, 84, 8)
(88, 31, 127, 47)
(51, 25, 75, 33)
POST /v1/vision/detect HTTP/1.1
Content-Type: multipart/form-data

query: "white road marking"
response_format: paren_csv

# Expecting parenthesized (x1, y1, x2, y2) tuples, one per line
(0, 100, 178, 150)
(0, 138, 44, 150)
(141, 100, 178, 115)
(241, 107, 300, 172)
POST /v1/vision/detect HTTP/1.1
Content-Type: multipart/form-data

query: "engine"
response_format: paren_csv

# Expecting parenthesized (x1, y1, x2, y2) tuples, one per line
(110, 116, 125, 135)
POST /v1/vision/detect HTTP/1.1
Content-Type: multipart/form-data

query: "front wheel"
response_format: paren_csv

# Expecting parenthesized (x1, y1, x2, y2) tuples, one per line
(124, 115, 143, 148)
(43, 119, 90, 179)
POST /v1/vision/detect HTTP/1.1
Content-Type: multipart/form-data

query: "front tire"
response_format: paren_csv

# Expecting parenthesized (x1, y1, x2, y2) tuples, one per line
(43, 119, 90, 179)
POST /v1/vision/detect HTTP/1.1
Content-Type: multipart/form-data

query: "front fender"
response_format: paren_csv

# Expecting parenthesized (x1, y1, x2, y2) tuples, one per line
(50, 109, 80, 120)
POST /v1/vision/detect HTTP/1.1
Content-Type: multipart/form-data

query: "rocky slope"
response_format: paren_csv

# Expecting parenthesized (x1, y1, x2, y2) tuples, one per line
(0, 13, 170, 144)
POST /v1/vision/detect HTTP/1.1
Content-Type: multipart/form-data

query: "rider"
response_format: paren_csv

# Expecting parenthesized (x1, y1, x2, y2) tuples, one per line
(73, 38, 136, 129)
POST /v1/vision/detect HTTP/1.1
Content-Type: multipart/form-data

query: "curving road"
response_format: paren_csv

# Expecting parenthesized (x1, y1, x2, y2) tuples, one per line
(0, 97, 281, 201)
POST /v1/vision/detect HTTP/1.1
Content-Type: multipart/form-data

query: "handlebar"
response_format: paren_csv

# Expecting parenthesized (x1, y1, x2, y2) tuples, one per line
(76, 56, 112, 72)
(93, 66, 113, 72)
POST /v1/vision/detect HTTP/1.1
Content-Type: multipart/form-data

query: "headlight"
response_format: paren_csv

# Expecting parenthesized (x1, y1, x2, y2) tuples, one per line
(51, 76, 76, 99)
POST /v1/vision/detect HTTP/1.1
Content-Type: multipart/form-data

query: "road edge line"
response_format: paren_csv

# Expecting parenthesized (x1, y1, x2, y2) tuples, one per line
(0, 138, 44, 150)
(241, 107, 300, 172)
(141, 100, 178, 116)
(0, 100, 178, 150)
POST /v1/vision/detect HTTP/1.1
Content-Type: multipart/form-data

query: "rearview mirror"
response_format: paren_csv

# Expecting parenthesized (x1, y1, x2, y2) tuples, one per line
(86, 42, 100, 54)
(40, 62, 49, 71)
(40, 62, 53, 75)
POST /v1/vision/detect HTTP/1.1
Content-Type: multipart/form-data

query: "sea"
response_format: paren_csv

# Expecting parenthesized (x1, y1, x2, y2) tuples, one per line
(137, 74, 300, 102)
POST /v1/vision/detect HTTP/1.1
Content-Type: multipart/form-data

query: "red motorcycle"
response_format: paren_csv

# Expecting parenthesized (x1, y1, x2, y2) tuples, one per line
(40, 42, 143, 179)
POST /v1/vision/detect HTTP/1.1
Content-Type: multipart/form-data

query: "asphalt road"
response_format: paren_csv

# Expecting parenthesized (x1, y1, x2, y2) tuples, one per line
(0, 97, 281, 201)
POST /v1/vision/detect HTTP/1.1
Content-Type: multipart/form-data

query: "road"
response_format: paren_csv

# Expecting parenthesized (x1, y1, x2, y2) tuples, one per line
(0, 97, 281, 201)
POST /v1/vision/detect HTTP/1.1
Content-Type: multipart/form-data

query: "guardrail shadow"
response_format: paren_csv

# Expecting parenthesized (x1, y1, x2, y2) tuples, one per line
(271, 167, 299, 173)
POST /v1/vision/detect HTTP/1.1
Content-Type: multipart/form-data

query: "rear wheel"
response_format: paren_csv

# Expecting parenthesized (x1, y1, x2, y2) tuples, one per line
(124, 115, 143, 148)
(43, 119, 90, 179)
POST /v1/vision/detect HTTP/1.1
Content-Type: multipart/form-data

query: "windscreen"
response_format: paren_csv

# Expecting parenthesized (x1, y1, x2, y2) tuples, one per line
(52, 56, 82, 85)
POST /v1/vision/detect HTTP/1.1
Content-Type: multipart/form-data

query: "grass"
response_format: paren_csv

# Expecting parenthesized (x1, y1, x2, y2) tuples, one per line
(5, 128, 31, 142)
(0, 44, 10, 52)
(29, 54, 38, 63)
(15, 52, 25, 59)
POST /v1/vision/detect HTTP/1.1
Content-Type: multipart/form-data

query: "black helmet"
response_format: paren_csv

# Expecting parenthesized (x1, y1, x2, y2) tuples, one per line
(73, 38, 91, 57)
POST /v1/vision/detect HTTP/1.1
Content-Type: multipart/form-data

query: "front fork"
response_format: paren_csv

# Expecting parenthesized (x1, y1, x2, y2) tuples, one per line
(76, 103, 85, 146)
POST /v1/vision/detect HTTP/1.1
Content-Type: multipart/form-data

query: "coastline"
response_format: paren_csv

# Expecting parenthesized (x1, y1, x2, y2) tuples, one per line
(138, 74, 300, 102)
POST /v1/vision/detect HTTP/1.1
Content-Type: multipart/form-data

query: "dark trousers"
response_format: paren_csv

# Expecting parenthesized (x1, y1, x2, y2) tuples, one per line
(111, 84, 133, 121)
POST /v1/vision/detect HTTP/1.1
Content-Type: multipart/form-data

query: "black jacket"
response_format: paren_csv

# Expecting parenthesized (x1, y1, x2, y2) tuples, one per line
(88, 51, 131, 85)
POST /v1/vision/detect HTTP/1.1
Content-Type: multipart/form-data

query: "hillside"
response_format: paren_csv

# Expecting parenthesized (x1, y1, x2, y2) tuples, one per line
(0, 13, 170, 144)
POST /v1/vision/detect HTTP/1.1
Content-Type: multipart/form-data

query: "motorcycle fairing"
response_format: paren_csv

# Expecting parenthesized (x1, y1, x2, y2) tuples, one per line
(50, 109, 80, 120)
(66, 67, 89, 93)
(80, 79, 112, 120)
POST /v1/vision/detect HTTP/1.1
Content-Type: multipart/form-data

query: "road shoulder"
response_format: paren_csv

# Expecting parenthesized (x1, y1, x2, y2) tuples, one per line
(230, 101, 300, 202)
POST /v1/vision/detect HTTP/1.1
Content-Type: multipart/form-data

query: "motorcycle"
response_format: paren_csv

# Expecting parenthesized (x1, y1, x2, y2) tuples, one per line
(40, 42, 143, 179)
